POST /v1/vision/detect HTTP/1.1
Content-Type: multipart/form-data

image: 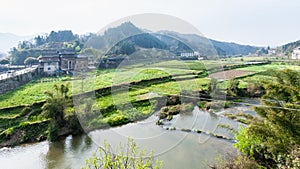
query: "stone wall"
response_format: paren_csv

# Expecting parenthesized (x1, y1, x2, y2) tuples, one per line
(0, 68, 38, 94)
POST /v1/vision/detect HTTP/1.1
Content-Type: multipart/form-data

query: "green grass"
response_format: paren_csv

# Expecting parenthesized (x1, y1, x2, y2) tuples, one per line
(228, 56, 270, 62)
(0, 62, 207, 108)
(237, 63, 300, 72)
(143, 60, 240, 71)
(2, 62, 299, 109)
(0, 80, 69, 108)
(0, 60, 244, 108)
(94, 77, 210, 111)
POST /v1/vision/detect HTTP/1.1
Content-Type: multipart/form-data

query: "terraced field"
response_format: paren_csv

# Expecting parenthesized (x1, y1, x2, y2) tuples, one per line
(209, 70, 255, 80)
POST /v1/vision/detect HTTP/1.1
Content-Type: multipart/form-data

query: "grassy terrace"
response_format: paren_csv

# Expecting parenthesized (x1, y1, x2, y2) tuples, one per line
(213, 62, 300, 88)
(95, 77, 210, 107)
(1, 61, 299, 109)
(237, 63, 300, 72)
(0, 80, 68, 108)
(0, 68, 195, 108)
(237, 63, 300, 86)
(0, 60, 225, 108)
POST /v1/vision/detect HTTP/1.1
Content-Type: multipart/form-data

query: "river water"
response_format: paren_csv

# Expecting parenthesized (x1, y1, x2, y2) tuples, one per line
(0, 103, 257, 169)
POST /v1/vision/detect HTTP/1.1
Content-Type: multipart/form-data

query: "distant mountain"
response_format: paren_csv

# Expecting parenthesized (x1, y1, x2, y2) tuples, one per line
(0, 33, 35, 53)
(278, 40, 300, 55)
(156, 30, 218, 56)
(210, 39, 260, 56)
(85, 22, 260, 57)
(158, 30, 260, 56)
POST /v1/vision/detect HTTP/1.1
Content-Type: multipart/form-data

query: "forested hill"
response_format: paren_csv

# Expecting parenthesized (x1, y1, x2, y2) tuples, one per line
(85, 22, 260, 57)
(8, 30, 92, 65)
(277, 39, 300, 55)
(210, 39, 260, 56)
(84, 22, 144, 51)
(157, 30, 260, 56)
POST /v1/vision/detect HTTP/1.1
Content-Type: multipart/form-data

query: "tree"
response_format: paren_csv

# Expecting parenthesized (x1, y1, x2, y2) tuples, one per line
(82, 138, 163, 169)
(34, 35, 45, 46)
(234, 69, 300, 168)
(42, 83, 71, 140)
(17, 40, 33, 49)
(227, 79, 245, 96)
(24, 57, 38, 66)
(246, 82, 265, 97)
(46, 30, 76, 42)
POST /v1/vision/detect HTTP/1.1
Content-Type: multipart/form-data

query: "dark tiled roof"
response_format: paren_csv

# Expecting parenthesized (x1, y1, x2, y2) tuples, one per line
(39, 58, 60, 62)
(61, 53, 76, 58)
(41, 49, 59, 55)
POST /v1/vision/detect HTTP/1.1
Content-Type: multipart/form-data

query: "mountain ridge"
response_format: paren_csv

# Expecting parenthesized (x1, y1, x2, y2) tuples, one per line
(85, 22, 261, 57)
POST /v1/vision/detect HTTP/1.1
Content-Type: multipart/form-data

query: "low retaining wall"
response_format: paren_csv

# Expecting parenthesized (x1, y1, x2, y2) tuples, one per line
(0, 68, 38, 94)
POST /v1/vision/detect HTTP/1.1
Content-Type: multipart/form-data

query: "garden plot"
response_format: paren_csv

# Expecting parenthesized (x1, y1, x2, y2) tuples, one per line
(209, 70, 255, 80)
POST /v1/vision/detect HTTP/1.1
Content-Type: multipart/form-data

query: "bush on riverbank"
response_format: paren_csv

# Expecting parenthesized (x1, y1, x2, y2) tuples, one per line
(158, 102, 194, 121)
(210, 154, 261, 169)
(82, 138, 163, 169)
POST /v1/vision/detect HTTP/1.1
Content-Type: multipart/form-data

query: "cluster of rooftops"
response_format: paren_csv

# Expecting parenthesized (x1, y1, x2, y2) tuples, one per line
(38, 49, 89, 75)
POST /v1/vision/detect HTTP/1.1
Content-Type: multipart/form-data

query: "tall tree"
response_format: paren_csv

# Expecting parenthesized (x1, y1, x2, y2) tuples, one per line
(42, 83, 70, 140)
(34, 35, 45, 46)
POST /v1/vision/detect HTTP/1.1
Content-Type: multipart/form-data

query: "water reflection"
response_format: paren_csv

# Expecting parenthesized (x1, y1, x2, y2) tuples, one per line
(0, 141, 49, 169)
(46, 135, 93, 169)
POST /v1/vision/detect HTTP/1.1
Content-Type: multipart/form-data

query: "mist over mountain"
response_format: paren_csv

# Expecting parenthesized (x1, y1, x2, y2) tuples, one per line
(0, 33, 35, 53)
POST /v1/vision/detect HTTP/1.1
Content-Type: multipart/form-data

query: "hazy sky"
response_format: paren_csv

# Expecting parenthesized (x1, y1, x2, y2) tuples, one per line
(1, 0, 300, 47)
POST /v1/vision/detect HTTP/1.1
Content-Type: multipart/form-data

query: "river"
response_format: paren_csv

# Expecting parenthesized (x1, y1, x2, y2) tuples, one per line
(0, 102, 258, 169)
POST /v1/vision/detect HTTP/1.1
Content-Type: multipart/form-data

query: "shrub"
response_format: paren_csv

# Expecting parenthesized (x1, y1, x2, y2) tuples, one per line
(82, 138, 163, 169)
(198, 101, 207, 109)
(106, 113, 129, 126)
(210, 154, 262, 169)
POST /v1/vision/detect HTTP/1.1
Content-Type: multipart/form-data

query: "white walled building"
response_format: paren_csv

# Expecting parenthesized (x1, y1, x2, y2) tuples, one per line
(291, 47, 300, 60)
(180, 52, 195, 57)
(38, 50, 88, 75)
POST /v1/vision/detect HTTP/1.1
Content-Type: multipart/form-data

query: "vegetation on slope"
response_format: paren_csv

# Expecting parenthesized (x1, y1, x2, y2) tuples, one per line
(220, 69, 300, 169)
